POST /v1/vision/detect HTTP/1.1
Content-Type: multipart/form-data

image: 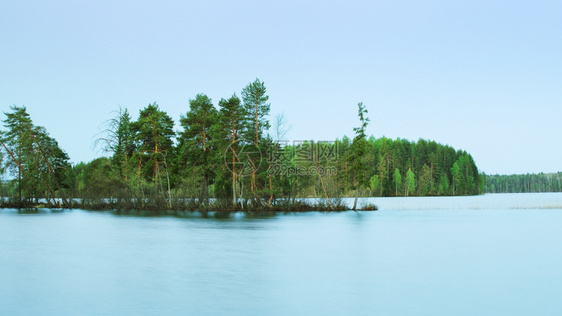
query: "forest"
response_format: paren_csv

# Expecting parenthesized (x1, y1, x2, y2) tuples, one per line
(486, 173, 562, 193)
(0, 79, 485, 212)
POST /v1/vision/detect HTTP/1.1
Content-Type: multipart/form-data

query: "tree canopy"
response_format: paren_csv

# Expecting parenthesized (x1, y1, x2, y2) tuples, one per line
(0, 80, 488, 211)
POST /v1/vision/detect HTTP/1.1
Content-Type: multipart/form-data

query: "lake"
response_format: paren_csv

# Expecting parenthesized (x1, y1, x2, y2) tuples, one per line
(1, 193, 562, 315)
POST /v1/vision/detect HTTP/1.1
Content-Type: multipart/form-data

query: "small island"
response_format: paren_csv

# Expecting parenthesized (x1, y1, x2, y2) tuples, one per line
(1, 79, 484, 213)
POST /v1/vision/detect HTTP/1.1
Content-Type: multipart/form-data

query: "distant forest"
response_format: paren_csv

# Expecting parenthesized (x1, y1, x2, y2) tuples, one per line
(486, 173, 562, 193)
(0, 79, 485, 211)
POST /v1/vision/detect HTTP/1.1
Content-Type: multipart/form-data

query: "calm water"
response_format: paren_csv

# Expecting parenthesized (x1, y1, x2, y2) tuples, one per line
(2, 193, 562, 315)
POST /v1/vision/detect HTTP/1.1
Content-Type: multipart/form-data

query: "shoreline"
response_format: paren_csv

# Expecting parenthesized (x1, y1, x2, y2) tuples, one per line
(0, 200, 378, 214)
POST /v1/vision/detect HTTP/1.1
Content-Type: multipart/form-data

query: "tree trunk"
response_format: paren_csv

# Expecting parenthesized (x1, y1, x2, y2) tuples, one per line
(255, 102, 259, 146)
(317, 162, 333, 210)
(352, 188, 359, 211)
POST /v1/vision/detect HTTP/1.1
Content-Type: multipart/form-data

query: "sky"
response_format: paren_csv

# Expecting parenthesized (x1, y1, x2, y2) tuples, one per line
(1, 0, 561, 175)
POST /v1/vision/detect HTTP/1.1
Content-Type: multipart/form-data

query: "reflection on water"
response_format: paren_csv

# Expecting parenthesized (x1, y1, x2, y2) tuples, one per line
(10, 208, 68, 215)
(1, 193, 562, 315)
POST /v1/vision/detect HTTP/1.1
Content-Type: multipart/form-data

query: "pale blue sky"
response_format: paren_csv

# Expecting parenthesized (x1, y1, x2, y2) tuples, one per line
(1, 0, 561, 174)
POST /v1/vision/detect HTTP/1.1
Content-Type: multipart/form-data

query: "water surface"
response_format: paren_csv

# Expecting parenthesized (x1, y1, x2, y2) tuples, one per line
(1, 193, 562, 315)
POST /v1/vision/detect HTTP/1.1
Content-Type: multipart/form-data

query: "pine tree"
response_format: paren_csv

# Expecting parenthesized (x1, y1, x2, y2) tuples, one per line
(241, 79, 271, 206)
(241, 78, 270, 146)
(1, 106, 70, 206)
(349, 102, 370, 210)
(216, 94, 245, 206)
(1, 106, 33, 202)
(132, 103, 175, 181)
(177, 94, 218, 203)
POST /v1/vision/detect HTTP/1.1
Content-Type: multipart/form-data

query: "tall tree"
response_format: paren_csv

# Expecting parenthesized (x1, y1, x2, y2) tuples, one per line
(450, 162, 460, 195)
(1, 106, 33, 202)
(349, 102, 370, 210)
(369, 174, 381, 196)
(393, 168, 402, 196)
(272, 113, 291, 142)
(216, 94, 245, 206)
(132, 102, 175, 181)
(377, 138, 392, 196)
(95, 107, 135, 181)
(418, 164, 433, 195)
(1, 106, 70, 205)
(241, 78, 270, 146)
(114, 108, 135, 181)
(405, 168, 416, 196)
(241, 79, 271, 206)
(177, 94, 218, 203)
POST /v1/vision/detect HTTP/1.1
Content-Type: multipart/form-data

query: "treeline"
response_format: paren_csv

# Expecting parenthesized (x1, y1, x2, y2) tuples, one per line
(1, 78, 484, 211)
(486, 172, 562, 193)
(362, 137, 484, 197)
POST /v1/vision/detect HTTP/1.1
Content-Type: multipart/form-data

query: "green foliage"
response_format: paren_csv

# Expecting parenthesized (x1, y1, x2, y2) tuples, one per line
(486, 172, 562, 193)
(176, 94, 218, 203)
(349, 102, 370, 186)
(1, 81, 487, 211)
(369, 174, 381, 195)
(450, 153, 479, 195)
(78, 157, 122, 202)
(241, 78, 270, 146)
(132, 103, 175, 181)
(215, 94, 246, 206)
(405, 168, 416, 196)
(438, 174, 450, 195)
(349, 102, 370, 209)
(451, 162, 460, 195)
(418, 164, 433, 196)
(95, 107, 135, 182)
(393, 168, 402, 196)
(179, 94, 217, 154)
(0, 105, 71, 206)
